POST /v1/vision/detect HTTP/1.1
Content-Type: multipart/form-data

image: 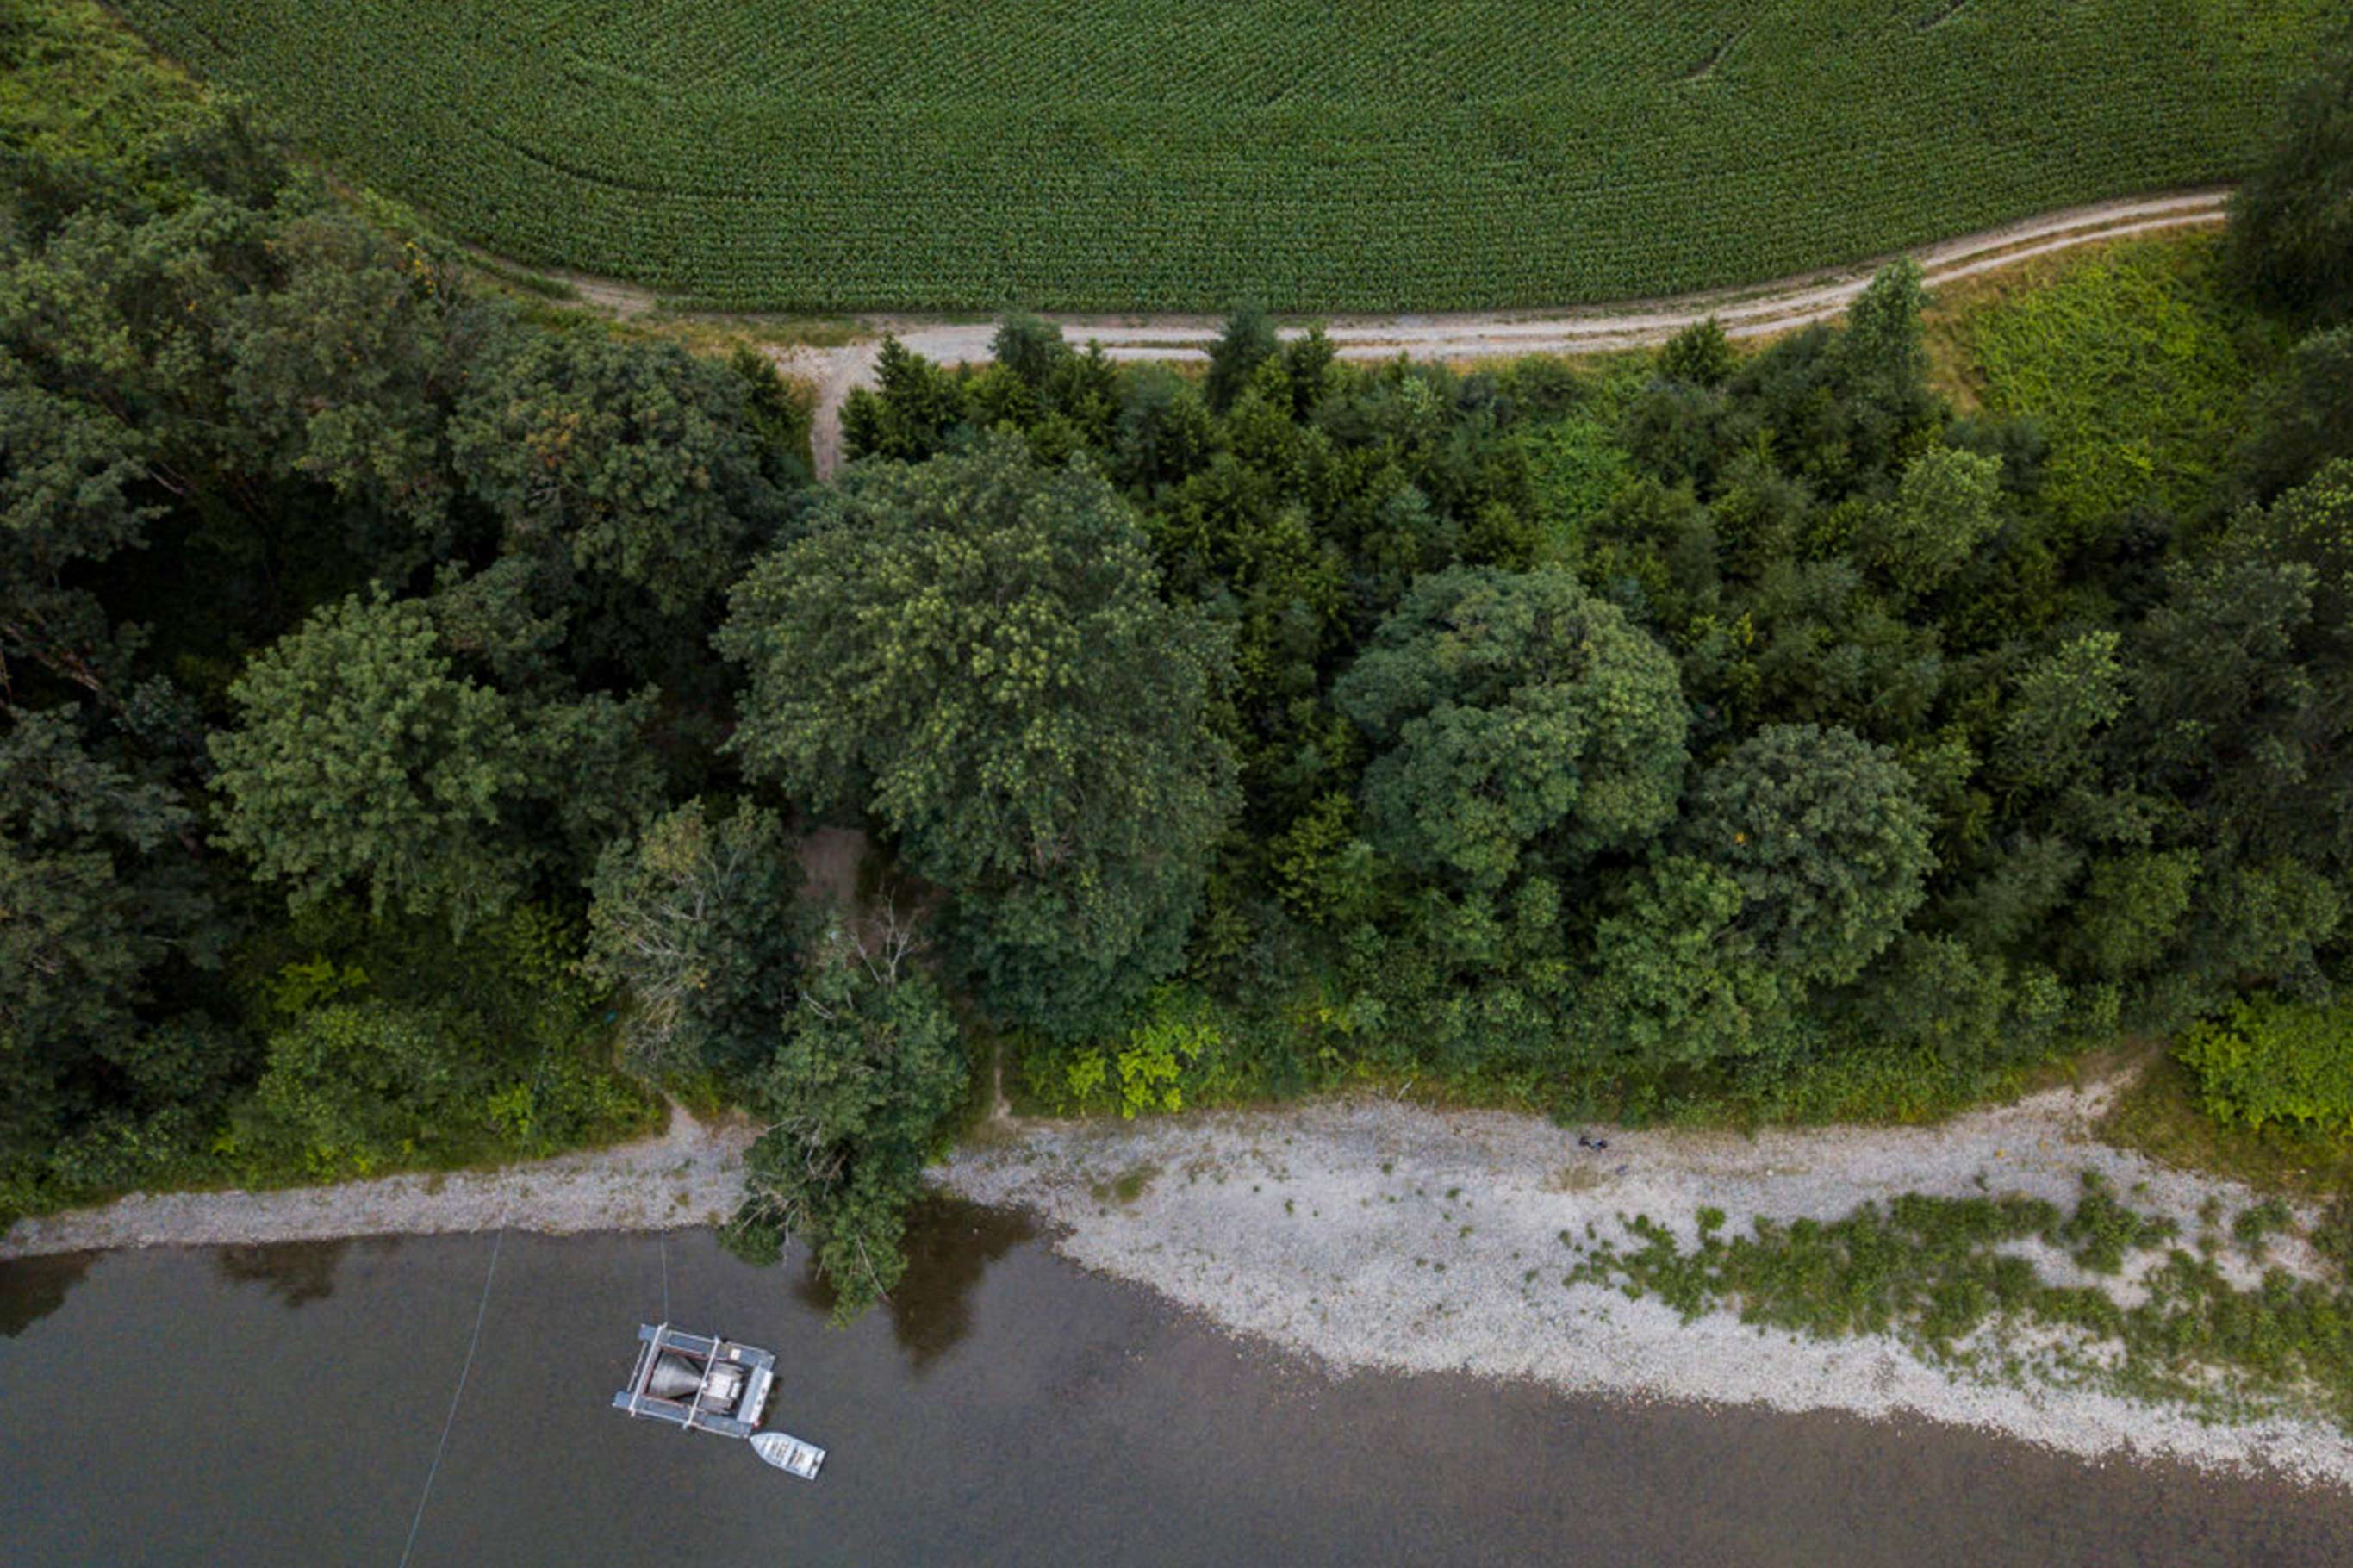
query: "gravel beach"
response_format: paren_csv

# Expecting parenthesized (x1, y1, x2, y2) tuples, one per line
(0, 1103, 756, 1258)
(937, 1080, 2353, 1487)
(9, 1077, 2349, 1484)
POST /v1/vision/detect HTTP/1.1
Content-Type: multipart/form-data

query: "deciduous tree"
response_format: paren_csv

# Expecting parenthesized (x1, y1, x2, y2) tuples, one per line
(1334, 567, 1689, 887)
(209, 591, 535, 926)
(2227, 18, 2353, 322)
(584, 800, 801, 1078)
(1679, 723, 1933, 985)
(720, 436, 1236, 1038)
(725, 918, 966, 1320)
(449, 329, 784, 615)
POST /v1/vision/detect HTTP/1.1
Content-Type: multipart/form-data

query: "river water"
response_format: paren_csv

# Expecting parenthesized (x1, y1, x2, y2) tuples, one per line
(4, 1199, 2350, 1566)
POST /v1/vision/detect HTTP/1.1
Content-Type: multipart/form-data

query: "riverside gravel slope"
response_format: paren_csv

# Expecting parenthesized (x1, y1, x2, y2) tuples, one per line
(0, 1103, 756, 1257)
(937, 1081, 2353, 1487)
(10, 1075, 2350, 1484)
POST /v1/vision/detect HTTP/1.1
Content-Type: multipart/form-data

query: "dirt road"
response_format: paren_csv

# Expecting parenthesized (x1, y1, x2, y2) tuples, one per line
(762, 189, 2228, 476)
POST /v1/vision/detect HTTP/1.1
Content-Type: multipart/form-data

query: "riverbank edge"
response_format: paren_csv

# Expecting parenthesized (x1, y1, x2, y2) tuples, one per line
(0, 1100, 758, 1258)
(933, 1080, 2353, 1490)
(9, 1078, 2351, 1489)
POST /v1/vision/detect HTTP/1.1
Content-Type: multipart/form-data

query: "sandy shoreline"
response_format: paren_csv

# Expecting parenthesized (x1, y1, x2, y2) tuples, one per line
(9, 1078, 2349, 1485)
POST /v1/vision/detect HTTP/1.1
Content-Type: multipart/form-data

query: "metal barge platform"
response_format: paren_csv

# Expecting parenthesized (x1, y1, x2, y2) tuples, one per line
(612, 1323, 775, 1439)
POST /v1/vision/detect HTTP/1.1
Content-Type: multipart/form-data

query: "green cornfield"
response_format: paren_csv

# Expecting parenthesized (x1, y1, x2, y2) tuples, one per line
(115, 0, 2332, 312)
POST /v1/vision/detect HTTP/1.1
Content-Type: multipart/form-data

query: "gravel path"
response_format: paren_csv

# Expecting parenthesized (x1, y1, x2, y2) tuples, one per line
(764, 189, 2230, 476)
(939, 1078, 2353, 1487)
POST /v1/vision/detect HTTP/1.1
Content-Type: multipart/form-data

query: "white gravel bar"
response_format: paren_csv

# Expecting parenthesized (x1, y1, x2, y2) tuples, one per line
(938, 1081, 2353, 1487)
(0, 1104, 756, 1257)
(9, 1075, 2349, 1484)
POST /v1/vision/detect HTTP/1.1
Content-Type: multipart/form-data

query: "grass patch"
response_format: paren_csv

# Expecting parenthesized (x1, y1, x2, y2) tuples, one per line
(464, 252, 582, 302)
(0, 0, 211, 177)
(639, 308, 868, 347)
(1572, 1175, 2353, 1433)
(620, 312, 870, 357)
(1091, 1162, 1161, 1206)
(1943, 233, 2283, 539)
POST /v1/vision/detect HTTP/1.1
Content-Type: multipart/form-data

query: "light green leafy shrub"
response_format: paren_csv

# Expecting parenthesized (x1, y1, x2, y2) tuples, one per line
(2177, 995, 2353, 1132)
(1964, 240, 2275, 540)
(1062, 1049, 1109, 1106)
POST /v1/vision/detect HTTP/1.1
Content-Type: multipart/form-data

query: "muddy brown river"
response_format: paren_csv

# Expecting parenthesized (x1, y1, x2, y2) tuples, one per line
(3, 1199, 2349, 1565)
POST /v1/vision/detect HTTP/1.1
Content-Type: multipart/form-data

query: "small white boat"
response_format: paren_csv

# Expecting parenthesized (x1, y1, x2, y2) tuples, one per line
(750, 1430, 826, 1480)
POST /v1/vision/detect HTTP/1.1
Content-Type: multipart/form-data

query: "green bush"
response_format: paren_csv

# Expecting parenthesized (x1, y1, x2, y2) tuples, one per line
(1963, 240, 2275, 540)
(1572, 1181, 2353, 1432)
(2177, 996, 2353, 1132)
(2316, 1198, 2353, 1279)
(241, 1000, 473, 1178)
(211, 901, 655, 1180)
(1517, 361, 1640, 555)
(40, 1107, 208, 1193)
(1033, 986, 1230, 1117)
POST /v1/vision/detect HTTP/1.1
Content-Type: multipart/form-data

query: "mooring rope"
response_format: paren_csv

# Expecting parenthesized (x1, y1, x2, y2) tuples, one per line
(395, 1229, 504, 1568)
(393, 1024, 567, 1565)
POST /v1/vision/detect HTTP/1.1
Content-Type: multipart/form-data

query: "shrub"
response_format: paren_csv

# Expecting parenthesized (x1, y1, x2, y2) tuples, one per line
(2176, 995, 2353, 1132)
(1964, 240, 2271, 542)
(2315, 1198, 2353, 1278)
(242, 1000, 472, 1178)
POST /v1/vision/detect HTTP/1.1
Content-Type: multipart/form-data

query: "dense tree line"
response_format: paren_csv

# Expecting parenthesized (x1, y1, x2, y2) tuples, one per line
(4, 0, 2350, 1311)
(0, 4, 857, 1278)
(835, 244, 2353, 1125)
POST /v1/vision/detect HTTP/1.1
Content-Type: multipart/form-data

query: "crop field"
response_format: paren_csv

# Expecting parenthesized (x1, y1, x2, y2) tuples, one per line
(115, 0, 2330, 312)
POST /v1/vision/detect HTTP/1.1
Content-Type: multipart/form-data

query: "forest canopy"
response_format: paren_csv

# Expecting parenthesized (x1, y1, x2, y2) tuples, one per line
(6, 0, 2352, 1312)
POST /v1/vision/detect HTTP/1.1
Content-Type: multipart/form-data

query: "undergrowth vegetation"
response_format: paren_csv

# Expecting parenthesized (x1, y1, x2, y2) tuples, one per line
(1569, 1177, 2353, 1432)
(2101, 1054, 2353, 1201)
(1958, 240, 2281, 538)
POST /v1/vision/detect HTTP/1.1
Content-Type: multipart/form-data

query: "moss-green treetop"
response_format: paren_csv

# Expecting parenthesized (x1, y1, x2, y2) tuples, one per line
(1681, 722, 1935, 986)
(1334, 566, 1690, 887)
(719, 435, 1236, 1036)
(209, 590, 532, 926)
